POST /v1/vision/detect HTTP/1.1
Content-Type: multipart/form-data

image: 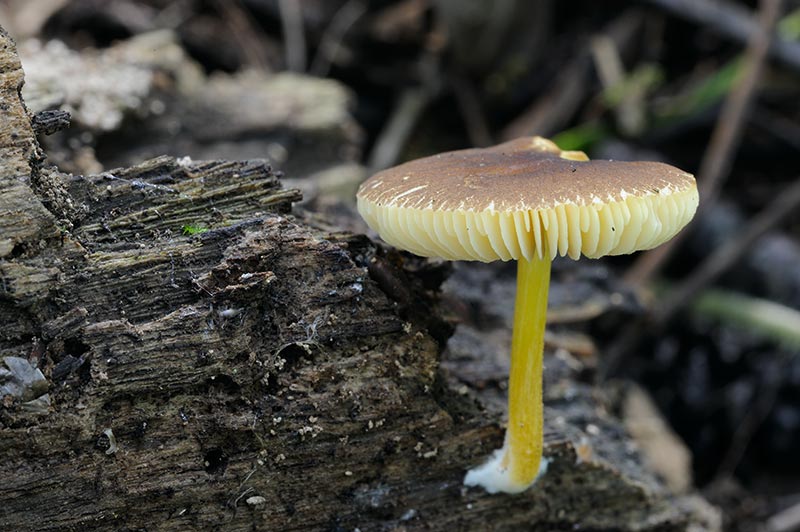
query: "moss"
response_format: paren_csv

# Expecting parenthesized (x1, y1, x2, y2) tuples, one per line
(181, 224, 209, 235)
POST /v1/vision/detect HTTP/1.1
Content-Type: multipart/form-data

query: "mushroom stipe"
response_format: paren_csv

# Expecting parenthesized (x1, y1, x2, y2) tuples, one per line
(356, 136, 699, 494)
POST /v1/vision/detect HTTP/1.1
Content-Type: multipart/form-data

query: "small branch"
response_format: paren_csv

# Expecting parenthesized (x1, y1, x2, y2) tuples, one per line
(501, 10, 644, 140)
(367, 87, 434, 172)
(278, 0, 307, 72)
(367, 55, 442, 171)
(653, 174, 800, 326)
(450, 74, 493, 147)
(602, 173, 800, 377)
(696, 0, 783, 207)
(309, 0, 367, 77)
(642, 0, 800, 71)
(213, 0, 273, 72)
(767, 499, 800, 532)
(501, 55, 590, 140)
(713, 356, 784, 482)
(626, 0, 785, 285)
(31, 109, 71, 136)
(590, 35, 647, 135)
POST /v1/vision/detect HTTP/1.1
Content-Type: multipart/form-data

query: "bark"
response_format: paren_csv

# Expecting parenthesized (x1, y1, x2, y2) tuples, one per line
(0, 26, 717, 531)
(0, 26, 58, 257)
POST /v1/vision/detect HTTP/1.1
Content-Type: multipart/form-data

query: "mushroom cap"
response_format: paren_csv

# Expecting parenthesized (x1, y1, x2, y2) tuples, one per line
(357, 137, 699, 262)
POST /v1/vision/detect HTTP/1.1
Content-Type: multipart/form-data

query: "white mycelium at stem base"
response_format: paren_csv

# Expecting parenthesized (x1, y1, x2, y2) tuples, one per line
(463, 253, 551, 493)
(356, 136, 699, 494)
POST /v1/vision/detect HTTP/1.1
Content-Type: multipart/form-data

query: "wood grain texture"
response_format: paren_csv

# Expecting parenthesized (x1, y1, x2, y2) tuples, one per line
(0, 27, 57, 257)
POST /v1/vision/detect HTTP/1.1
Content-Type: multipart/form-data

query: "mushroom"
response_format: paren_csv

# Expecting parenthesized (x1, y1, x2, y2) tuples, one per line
(356, 136, 699, 494)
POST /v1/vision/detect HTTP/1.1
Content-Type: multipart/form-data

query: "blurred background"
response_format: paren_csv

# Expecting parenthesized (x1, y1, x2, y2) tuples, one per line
(1, 0, 799, 529)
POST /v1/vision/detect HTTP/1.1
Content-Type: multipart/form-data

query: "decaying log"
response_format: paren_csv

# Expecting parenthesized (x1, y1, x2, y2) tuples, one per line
(0, 26, 58, 257)
(17, 31, 362, 179)
(0, 26, 719, 531)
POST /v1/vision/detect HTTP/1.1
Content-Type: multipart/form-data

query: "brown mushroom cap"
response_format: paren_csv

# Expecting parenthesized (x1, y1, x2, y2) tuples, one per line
(357, 137, 699, 262)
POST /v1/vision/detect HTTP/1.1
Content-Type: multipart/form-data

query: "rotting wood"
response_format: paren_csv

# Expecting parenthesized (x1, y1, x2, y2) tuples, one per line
(0, 26, 58, 257)
(0, 25, 719, 531)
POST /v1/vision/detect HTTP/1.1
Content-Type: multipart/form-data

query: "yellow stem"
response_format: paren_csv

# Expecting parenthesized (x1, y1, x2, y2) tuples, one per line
(502, 253, 551, 486)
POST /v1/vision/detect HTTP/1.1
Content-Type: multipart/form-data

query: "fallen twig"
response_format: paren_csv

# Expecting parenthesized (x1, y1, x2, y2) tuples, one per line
(501, 10, 645, 140)
(450, 74, 493, 147)
(606, 173, 800, 376)
(367, 86, 434, 171)
(767, 499, 800, 532)
(713, 355, 785, 482)
(626, 0, 785, 285)
(213, 0, 274, 71)
(654, 174, 800, 327)
(278, 0, 307, 71)
(309, 0, 367, 77)
(367, 54, 442, 171)
(642, 0, 800, 71)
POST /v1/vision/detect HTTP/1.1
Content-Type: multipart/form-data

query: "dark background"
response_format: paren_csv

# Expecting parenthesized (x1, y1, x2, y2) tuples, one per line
(2, 0, 799, 529)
